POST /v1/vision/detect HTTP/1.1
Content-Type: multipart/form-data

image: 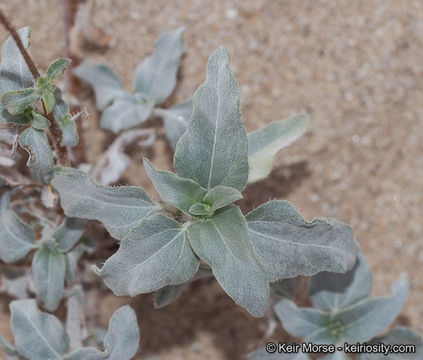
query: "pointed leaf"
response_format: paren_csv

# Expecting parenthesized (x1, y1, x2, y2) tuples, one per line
(308, 254, 372, 311)
(174, 46, 249, 191)
(0, 27, 34, 93)
(32, 246, 66, 311)
(54, 217, 85, 253)
(100, 93, 154, 133)
(52, 167, 157, 239)
(246, 200, 360, 282)
(73, 62, 125, 111)
(203, 185, 242, 213)
(0, 191, 35, 263)
(95, 213, 199, 295)
(47, 58, 71, 79)
(187, 206, 269, 317)
(31, 111, 50, 130)
(1, 88, 39, 115)
(134, 27, 184, 103)
(10, 299, 69, 360)
(144, 158, 206, 214)
(248, 115, 308, 183)
(53, 88, 79, 147)
(18, 127, 54, 184)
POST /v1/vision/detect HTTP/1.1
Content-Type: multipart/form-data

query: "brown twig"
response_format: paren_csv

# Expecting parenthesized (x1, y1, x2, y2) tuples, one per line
(0, 8, 70, 166)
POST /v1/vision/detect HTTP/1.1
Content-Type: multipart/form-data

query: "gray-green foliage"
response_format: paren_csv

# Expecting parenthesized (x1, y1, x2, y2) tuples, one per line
(53, 46, 359, 317)
(0, 299, 139, 360)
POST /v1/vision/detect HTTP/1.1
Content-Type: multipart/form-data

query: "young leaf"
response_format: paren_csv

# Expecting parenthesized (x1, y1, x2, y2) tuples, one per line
(189, 203, 212, 216)
(52, 167, 157, 239)
(0, 27, 34, 93)
(18, 127, 54, 184)
(1, 88, 39, 115)
(308, 254, 372, 311)
(46, 58, 71, 79)
(53, 88, 79, 147)
(144, 158, 207, 214)
(54, 217, 85, 253)
(73, 61, 125, 111)
(32, 246, 66, 312)
(0, 191, 35, 263)
(187, 206, 270, 317)
(31, 111, 51, 130)
(100, 93, 154, 133)
(247, 115, 308, 183)
(10, 299, 70, 360)
(134, 27, 184, 103)
(42, 89, 56, 114)
(94, 213, 199, 296)
(174, 46, 249, 192)
(246, 200, 359, 282)
(203, 185, 243, 213)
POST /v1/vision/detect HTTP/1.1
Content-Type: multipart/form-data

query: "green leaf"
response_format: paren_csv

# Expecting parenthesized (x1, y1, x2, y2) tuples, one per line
(42, 89, 56, 114)
(0, 103, 29, 124)
(203, 185, 242, 213)
(0, 191, 35, 263)
(65, 306, 139, 360)
(73, 62, 125, 111)
(308, 254, 372, 311)
(174, 46, 249, 191)
(31, 111, 50, 130)
(18, 127, 54, 184)
(134, 27, 184, 103)
(189, 203, 212, 216)
(65, 244, 86, 286)
(10, 299, 69, 360)
(32, 246, 66, 312)
(46, 58, 71, 79)
(144, 158, 206, 214)
(52, 167, 157, 239)
(246, 200, 360, 282)
(100, 93, 154, 133)
(94, 213, 199, 296)
(1, 88, 39, 115)
(187, 206, 269, 317)
(53, 88, 79, 147)
(0, 27, 34, 93)
(158, 99, 192, 149)
(54, 217, 85, 253)
(247, 115, 309, 183)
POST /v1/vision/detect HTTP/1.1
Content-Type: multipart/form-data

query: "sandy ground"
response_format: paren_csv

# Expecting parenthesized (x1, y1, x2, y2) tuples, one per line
(1, 0, 423, 359)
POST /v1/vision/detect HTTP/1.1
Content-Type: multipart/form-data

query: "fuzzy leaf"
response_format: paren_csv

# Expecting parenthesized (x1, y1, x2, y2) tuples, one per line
(248, 349, 311, 360)
(52, 167, 157, 239)
(1, 88, 39, 115)
(18, 127, 54, 184)
(159, 99, 192, 149)
(73, 62, 125, 111)
(47, 58, 71, 79)
(53, 88, 79, 147)
(248, 115, 308, 183)
(94, 213, 199, 296)
(189, 203, 212, 216)
(144, 158, 206, 214)
(65, 244, 86, 286)
(42, 89, 56, 114)
(203, 185, 242, 213)
(0, 191, 35, 263)
(54, 217, 85, 253)
(187, 206, 269, 317)
(10, 299, 69, 360)
(174, 46, 249, 191)
(0, 27, 34, 93)
(134, 27, 184, 103)
(0, 104, 28, 124)
(246, 200, 360, 282)
(31, 111, 50, 130)
(308, 254, 372, 311)
(100, 93, 154, 133)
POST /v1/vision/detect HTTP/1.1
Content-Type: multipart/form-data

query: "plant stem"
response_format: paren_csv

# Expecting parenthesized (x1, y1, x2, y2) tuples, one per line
(0, 8, 70, 166)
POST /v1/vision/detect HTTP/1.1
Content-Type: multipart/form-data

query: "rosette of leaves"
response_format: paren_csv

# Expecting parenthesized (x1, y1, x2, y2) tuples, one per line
(249, 254, 421, 359)
(0, 28, 79, 183)
(73, 27, 192, 148)
(0, 299, 139, 360)
(0, 191, 86, 311)
(52, 46, 359, 317)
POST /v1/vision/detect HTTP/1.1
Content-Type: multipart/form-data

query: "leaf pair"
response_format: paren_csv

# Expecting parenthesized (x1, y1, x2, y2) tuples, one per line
(0, 300, 139, 360)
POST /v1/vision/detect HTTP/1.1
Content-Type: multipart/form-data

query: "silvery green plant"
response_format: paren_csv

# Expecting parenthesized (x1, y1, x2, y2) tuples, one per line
(73, 27, 192, 149)
(0, 299, 139, 360)
(52, 46, 360, 317)
(248, 255, 421, 359)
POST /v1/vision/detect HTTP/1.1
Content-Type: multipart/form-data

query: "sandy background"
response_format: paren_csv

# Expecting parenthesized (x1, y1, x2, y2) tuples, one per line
(1, 0, 422, 359)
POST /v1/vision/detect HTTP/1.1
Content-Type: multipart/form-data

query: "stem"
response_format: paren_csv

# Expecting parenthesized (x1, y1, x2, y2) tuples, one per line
(0, 8, 70, 166)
